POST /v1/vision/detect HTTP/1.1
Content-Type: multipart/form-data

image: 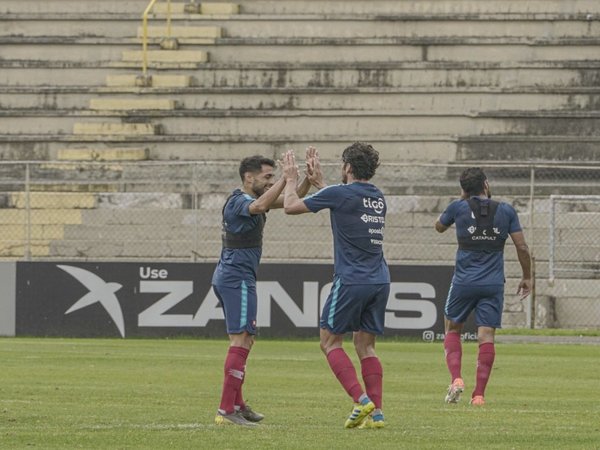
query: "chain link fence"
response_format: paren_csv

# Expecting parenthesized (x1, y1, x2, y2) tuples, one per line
(0, 160, 599, 328)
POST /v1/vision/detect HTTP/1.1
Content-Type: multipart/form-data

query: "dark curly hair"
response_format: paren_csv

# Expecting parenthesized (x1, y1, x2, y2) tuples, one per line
(460, 167, 487, 196)
(341, 142, 380, 180)
(239, 155, 275, 181)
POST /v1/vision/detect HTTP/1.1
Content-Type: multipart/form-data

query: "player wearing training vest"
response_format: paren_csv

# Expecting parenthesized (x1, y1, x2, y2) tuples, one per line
(282, 142, 390, 429)
(213, 151, 320, 426)
(435, 167, 532, 406)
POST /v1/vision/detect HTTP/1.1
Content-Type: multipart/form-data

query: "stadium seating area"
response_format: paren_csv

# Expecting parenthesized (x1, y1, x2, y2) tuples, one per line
(1, 0, 600, 326)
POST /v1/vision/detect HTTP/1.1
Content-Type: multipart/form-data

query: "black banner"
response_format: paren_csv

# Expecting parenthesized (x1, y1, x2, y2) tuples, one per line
(16, 262, 474, 339)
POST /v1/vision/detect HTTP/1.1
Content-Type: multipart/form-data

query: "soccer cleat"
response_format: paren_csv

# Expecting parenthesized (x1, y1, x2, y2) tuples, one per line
(358, 412, 385, 429)
(238, 404, 264, 422)
(445, 377, 465, 403)
(214, 411, 258, 427)
(470, 395, 485, 406)
(344, 399, 375, 428)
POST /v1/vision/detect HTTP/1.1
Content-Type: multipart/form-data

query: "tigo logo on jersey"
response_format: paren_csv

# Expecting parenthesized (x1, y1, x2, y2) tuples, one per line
(363, 197, 384, 214)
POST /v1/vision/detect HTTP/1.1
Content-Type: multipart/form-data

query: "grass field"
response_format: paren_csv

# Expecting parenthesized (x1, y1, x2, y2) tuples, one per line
(1, 338, 599, 449)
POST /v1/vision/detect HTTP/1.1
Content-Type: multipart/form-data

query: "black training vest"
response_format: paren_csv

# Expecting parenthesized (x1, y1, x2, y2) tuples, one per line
(457, 198, 505, 253)
(221, 193, 266, 249)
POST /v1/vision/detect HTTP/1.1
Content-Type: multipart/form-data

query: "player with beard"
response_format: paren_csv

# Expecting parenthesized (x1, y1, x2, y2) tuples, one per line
(282, 142, 390, 429)
(435, 167, 532, 406)
(213, 151, 321, 426)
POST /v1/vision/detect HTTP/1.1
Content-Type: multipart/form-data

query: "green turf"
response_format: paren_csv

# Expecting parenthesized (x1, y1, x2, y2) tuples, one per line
(1, 338, 599, 449)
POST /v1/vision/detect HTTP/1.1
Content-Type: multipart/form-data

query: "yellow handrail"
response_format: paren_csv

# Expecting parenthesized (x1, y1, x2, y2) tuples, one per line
(141, 0, 173, 76)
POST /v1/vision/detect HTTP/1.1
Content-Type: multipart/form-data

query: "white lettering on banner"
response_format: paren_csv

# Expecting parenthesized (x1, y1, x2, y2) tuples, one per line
(139, 267, 168, 279)
(257, 281, 319, 327)
(138, 281, 195, 326)
(385, 282, 437, 329)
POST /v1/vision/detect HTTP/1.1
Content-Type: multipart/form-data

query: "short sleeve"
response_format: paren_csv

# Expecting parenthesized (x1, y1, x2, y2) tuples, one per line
(439, 200, 460, 227)
(303, 184, 343, 213)
(505, 204, 522, 234)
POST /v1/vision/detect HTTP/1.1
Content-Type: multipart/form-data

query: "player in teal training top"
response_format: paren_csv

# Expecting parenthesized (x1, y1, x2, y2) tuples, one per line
(282, 142, 390, 429)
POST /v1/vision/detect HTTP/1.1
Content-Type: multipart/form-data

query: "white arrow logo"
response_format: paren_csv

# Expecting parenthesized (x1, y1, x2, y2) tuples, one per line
(58, 265, 126, 338)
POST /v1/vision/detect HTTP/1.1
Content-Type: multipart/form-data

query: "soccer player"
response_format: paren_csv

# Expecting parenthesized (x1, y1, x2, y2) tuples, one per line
(435, 167, 532, 406)
(213, 151, 319, 426)
(282, 143, 390, 429)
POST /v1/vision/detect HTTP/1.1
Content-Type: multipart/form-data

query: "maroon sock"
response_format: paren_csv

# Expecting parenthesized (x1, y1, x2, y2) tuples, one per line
(444, 332, 462, 381)
(473, 342, 495, 397)
(219, 346, 249, 414)
(360, 356, 383, 409)
(326, 348, 364, 403)
(234, 368, 246, 410)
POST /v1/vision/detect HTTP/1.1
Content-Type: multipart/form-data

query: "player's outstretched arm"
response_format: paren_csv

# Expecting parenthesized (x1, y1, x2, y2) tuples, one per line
(510, 230, 532, 300)
(248, 174, 286, 214)
(282, 150, 311, 215)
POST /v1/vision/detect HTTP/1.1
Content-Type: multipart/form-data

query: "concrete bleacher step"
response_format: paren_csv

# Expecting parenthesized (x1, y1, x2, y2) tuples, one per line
(4, 60, 600, 88)
(89, 98, 177, 111)
(0, 0, 597, 16)
(4, 15, 600, 40)
(121, 50, 208, 63)
(57, 148, 149, 161)
(106, 74, 191, 87)
(8, 192, 96, 209)
(4, 87, 600, 112)
(137, 25, 222, 39)
(4, 37, 600, 64)
(152, 2, 239, 15)
(73, 122, 160, 135)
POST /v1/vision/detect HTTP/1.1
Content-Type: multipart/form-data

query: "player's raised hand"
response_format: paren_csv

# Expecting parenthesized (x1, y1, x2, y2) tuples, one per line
(282, 149, 299, 182)
(305, 146, 325, 189)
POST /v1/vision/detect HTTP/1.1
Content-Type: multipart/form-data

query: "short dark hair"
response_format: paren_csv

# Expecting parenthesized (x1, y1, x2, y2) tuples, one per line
(341, 142, 380, 180)
(460, 167, 487, 196)
(239, 155, 275, 181)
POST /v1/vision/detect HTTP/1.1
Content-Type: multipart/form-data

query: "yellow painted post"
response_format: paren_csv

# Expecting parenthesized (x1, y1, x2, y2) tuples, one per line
(166, 0, 172, 38)
(142, 0, 159, 76)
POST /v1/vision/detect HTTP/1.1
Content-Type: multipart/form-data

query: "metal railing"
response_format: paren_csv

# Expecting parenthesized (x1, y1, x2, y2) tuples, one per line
(141, 0, 174, 77)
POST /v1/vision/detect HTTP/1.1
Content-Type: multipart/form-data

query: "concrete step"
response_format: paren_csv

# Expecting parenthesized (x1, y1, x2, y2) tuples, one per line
(4, 109, 600, 136)
(4, 38, 600, 64)
(57, 147, 149, 161)
(1, 0, 598, 16)
(4, 16, 600, 39)
(458, 136, 600, 162)
(6, 192, 97, 209)
(73, 122, 160, 136)
(2, 89, 600, 112)
(3, 59, 600, 88)
(122, 49, 209, 63)
(89, 98, 178, 111)
(137, 25, 222, 39)
(107, 74, 192, 87)
(0, 135, 457, 162)
(0, 209, 82, 224)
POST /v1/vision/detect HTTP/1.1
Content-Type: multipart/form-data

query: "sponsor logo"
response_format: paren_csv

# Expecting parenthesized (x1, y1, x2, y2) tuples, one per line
(361, 214, 385, 224)
(59, 265, 126, 338)
(363, 197, 385, 214)
(493, 227, 501, 235)
(58, 265, 443, 334)
(468, 225, 476, 234)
